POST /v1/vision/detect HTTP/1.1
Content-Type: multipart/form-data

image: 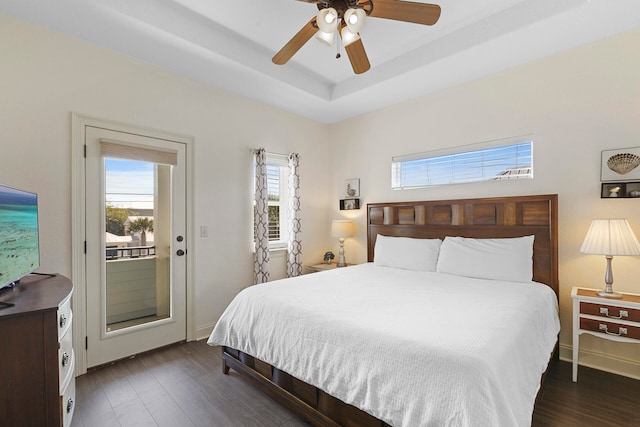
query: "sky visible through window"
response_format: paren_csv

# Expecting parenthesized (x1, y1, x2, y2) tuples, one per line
(105, 158, 154, 210)
(394, 142, 532, 188)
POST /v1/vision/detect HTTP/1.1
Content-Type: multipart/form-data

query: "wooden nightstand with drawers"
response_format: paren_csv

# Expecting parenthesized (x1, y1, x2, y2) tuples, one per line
(571, 287, 640, 382)
(305, 262, 355, 273)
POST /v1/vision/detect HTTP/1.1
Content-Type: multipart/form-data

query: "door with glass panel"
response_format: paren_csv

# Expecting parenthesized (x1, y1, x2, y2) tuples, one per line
(85, 127, 186, 367)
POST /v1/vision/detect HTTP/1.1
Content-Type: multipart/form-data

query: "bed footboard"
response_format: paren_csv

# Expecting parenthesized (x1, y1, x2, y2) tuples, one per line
(221, 346, 392, 427)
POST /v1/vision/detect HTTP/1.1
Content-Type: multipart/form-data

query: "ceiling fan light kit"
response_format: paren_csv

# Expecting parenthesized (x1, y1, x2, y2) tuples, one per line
(344, 8, 365, 31)
(317, 8, 339, 31)
(273, 0, 441, 75)
(340, 25, 360, 47)
(315, 30, 335, 46)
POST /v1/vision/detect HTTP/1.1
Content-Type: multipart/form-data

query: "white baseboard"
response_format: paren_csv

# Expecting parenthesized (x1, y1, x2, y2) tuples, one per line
(195, 322, 216, 341)
(559, 343, 640, 380)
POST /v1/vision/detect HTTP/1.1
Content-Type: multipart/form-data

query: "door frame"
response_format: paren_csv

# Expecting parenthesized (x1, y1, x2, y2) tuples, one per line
(71, 113, 196, 375)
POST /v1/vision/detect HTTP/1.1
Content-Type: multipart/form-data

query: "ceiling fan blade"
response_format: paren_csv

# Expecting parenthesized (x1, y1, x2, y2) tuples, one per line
(344, 38, 371, 74)
(366, 0, 441, 26)
(272, 17, 318, 65)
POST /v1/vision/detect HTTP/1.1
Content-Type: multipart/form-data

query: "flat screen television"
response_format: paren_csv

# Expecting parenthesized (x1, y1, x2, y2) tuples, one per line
(0, 184, 40, 290)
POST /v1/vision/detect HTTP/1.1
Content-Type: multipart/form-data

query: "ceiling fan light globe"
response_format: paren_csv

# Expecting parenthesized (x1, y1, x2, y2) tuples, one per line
(315, 30, 334, 47)
(340, 27, 360, 47)
(317, 8, 339, 33)
(344, 8, 366, 33)
(325, 11, 336, 24)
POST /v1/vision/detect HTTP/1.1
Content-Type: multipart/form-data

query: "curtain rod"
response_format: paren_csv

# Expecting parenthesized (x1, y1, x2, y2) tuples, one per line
(250, 148, 291, 161)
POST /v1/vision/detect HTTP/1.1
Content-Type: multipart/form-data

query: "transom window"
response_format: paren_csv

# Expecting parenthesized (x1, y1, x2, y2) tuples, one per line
(392, 138, 533, 189)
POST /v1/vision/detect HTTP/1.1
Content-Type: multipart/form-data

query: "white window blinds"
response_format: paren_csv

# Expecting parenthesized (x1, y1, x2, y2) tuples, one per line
(266, 164, 282, 241)
(392, 137, 533, 189)
(253, 152, 289, 248)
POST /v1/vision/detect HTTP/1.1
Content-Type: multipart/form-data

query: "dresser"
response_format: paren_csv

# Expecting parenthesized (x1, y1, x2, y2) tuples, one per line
(571, 287, 640, 382)
(0, 274, 75, 426)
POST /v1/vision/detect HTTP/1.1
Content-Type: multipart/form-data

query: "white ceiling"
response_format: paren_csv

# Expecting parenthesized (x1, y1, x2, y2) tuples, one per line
(2, 0, 640, 123)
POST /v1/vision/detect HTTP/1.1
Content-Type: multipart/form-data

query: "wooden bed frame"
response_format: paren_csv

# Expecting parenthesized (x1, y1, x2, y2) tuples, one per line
(221, 194, 559, 427)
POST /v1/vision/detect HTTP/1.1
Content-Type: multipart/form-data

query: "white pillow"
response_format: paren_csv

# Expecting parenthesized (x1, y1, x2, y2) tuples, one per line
(436, 235, 535, 283)
(374, 234, 442, 272)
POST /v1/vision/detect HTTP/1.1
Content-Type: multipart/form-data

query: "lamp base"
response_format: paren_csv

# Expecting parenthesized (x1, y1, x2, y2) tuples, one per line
(596, 290, 623, 299)
(336, 237, 346, 268)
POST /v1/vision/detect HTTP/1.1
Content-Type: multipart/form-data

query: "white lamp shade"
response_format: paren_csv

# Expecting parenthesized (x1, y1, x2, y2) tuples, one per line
(344, 8, 365, 33)
(580, 218, 640, 256)
(315, 30, 334, 47)
(331, 220, 355, 238)
(317, 8, 338, 33)
(340, 26, 361, 47)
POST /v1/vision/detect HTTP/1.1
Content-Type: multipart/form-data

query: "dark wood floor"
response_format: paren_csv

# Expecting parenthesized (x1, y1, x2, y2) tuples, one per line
(71, 341, 640, 427)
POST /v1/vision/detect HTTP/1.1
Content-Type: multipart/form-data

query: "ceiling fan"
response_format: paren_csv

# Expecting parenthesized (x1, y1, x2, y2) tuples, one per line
(273, 0, 441, 75)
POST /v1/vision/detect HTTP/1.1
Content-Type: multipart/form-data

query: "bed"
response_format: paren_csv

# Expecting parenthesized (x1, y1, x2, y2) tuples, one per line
(208, 194, 560, 427)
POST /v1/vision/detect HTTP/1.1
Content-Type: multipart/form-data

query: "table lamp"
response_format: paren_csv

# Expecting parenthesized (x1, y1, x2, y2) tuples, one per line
(580, 218, 640, 298)
(331, 220, 355, 267)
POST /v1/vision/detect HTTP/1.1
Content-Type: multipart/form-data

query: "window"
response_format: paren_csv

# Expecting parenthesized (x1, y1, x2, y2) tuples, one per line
(254, 154, 289, 249)
(392, 137, 533, 189)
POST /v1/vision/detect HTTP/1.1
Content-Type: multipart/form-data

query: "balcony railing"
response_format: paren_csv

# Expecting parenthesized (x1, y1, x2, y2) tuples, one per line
(106, 245, 156, 260)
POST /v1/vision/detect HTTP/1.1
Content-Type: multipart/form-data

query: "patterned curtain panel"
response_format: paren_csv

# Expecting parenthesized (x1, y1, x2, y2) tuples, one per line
(254, 148, 270, 284)
(287, 153, 302, 277)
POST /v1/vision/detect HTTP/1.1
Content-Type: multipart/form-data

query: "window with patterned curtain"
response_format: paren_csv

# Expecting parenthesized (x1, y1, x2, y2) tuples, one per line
(253, 150, 302, 280)
(253, 153, 290, 250)
(253, 148, 270, 284)
(287, 153, 302, 277)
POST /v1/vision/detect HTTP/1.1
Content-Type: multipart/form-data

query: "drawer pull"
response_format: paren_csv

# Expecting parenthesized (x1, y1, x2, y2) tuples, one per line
(61, 352, 69, 367)
(598, 324, 628, 336)
(66, 397, 74, 414)
(59, 313, 67, 328)
(599, 307, 628, 319)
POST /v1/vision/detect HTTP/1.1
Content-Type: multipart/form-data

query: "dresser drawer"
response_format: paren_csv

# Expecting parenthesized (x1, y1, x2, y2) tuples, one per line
(57, 296, 72, 340)
(580, 302, 640, 322)
(59, 325, 74, 393)
(60, 365, 76, 427)
(580, 318, 640, 339)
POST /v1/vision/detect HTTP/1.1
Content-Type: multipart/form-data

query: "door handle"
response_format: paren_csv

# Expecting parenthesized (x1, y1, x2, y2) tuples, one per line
(176, 249, 185, 256)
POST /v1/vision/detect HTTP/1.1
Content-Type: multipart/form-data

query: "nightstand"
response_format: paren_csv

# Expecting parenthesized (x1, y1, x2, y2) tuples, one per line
(306, 263, 354, 273)
(571, 287, 640, 382)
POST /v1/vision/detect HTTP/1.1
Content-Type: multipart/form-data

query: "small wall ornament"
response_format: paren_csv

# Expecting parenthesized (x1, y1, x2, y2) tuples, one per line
(339, 199, 360, 210)
(601, 182, 640, 198)
(601, 147, 640, 182)
(345, 178, 360, 198)
(341, 178, 361, 210)
(600, 147, 640, 198)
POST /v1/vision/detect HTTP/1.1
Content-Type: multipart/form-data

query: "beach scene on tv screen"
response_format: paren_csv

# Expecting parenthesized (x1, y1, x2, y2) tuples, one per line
(0, 186, 39, 285)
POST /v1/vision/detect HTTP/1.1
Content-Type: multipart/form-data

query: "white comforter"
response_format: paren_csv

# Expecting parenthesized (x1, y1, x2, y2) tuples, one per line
(208, 263, 560, 427)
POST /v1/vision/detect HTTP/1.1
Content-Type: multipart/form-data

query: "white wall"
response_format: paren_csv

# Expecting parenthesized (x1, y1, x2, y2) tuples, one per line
(3, 12, 640, 379)
(0, 15, 331, 340)
(328, 28, 640, 379)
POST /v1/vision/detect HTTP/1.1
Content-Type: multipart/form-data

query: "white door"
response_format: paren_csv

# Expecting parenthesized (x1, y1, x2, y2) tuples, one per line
(85, 126, 187, 367)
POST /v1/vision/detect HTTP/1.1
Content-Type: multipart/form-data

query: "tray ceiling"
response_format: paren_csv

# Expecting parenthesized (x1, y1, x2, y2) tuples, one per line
(2, 0, 640, 123)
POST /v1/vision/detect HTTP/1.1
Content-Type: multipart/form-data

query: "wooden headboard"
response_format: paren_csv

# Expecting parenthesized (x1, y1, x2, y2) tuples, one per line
(367, 194, 558, 296)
